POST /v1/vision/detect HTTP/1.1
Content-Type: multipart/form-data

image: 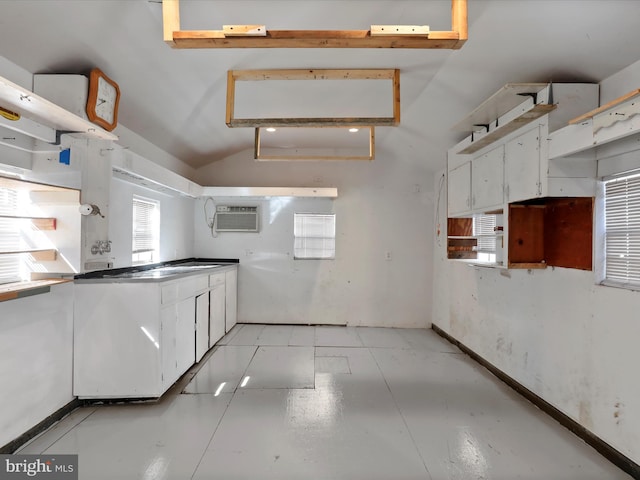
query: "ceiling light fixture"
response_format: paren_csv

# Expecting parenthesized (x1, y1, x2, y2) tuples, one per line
(266, 127, 276, 132)
(348, 128, 359, 133)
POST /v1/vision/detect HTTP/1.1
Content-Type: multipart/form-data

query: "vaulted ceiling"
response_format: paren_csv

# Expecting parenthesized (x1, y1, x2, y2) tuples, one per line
(1, 0, 640, 173)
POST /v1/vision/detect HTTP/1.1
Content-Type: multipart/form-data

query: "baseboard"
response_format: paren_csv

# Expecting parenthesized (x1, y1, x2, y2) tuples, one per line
(431, 324, 640, 479)
(0, 399, 83, 454)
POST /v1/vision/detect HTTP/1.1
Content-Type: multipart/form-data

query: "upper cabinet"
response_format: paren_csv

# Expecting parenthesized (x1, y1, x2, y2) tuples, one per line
(448, 83, 599, 217)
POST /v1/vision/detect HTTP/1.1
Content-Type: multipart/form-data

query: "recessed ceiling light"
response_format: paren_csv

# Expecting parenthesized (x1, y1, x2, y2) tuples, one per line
(348, 128, 359, 133)
(266, 127, 277, 132)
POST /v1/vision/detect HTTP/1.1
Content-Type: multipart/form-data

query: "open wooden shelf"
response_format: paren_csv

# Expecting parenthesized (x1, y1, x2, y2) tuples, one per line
(508, 198, 593, 270)
(569, 88, 640, 125)
(0, 215, 56, 230)
(457, 104, 556, 154)
(0, 249, 57, 261)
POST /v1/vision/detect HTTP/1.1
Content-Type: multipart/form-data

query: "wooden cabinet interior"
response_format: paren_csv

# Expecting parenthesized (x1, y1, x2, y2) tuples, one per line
(508, 197, 593, 270)
(447, 218, 476, 259)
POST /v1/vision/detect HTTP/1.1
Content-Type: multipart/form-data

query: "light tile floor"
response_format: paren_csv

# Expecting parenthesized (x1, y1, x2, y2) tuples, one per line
(18, 325, 631, 479)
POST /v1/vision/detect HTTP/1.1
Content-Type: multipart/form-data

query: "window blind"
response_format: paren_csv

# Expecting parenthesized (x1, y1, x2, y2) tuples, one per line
(0, 187, 22, 284)
(132, 197, 158, 255)
(294, 213, 336, 259)
(604, 172, 640, 287)
(473, 214, 497, 253)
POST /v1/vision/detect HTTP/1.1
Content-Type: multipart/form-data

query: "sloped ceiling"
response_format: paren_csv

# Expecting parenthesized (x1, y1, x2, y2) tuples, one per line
(1, 0, 640, 173)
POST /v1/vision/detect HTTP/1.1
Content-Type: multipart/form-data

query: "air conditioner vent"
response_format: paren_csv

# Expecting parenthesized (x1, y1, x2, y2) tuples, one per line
(215, 205, 259, 232)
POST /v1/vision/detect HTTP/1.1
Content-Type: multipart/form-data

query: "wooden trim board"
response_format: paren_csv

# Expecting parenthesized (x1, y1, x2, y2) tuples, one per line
(162, 0, 467, 49)
(569, 88, 640, 125)
(226, 69, 400, 128)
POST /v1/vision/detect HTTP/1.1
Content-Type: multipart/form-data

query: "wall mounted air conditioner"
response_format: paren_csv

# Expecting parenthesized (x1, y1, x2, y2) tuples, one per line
(215, 205, 260, 232)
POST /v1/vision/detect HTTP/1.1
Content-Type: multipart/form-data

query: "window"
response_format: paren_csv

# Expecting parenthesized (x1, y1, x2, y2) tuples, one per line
(473, 213, 498, 263)
(132, 196, 160, 265)
(294, 213, 335, 259)
(0, 186, 22, 284)
(603, 171, 640, 288)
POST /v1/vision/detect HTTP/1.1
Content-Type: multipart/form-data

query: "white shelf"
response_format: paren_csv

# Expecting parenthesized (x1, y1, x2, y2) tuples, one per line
(549, 89, 640, 160)
(452, 83, 550, 132)
(0, 74, 117, 142)
(200, 186, 338, 198)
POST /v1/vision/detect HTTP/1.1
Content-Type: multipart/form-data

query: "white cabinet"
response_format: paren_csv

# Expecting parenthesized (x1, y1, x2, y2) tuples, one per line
(505, 126, 541, 203)
(209, 273, 226, 347)
(225, 268, 238, 332)
(471, 145, 504, 211)
(195, 293, 209, 362)
(74, 265, 239, 399)
(447, 162, 471, 216)
(447, 83, 599, 217)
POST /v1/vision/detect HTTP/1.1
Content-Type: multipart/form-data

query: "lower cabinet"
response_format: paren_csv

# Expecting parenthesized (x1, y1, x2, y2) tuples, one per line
(195, 293, 209, 362)
(225, 268, 238, 332)
(209, 273, 226, 347)
(73, 265, 239, 399)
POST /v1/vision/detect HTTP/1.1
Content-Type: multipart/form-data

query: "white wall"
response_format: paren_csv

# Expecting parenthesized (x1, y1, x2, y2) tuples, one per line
(109, 177, 195, 269)
(432, 59, 640, 464)
(0, 282, 74, 448)
(195, 147, 433, 328)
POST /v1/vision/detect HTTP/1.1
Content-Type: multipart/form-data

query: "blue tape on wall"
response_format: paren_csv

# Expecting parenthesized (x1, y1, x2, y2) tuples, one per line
(59, 149, 71, 165)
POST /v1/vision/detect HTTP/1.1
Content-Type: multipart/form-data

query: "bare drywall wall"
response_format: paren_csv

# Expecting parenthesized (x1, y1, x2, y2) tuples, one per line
(194, 146, 433, 328)
(0, 283, 74, 448)
(109, 177, 195, 269)
(432, 58, 640, 464)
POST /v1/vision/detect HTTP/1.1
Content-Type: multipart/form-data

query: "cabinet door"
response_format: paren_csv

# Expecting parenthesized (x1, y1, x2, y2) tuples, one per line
(448, 162, 471, 216)
(195, 293, 209, 362)
(160, 306, 178, 390)
(225, 269, 238, 332)
(175, 298, 196, 377)
(472, 145, 504, 211)
(505, 126, 541, 202)
(209, 284, 226, 347)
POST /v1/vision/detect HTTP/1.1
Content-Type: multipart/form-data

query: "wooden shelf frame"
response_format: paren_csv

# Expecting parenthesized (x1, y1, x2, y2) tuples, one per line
(0, 249, 57, 261)
(0, 215, 56, 230)
(254, 126, 375, 161)
(162, 0, 467, 49)
(226, 69, 400, 128)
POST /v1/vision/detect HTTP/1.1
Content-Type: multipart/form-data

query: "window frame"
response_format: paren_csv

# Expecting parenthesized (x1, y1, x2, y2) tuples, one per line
(599, 170, 640, 291)
(132, 195, 160, 265)
(293, 212, 336, 260)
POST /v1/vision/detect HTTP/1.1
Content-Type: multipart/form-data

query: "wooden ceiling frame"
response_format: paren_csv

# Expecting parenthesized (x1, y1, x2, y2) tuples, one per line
(226, 68, 400, 128)
(254, 126, 375, 162)
(162, 0, 467, 49)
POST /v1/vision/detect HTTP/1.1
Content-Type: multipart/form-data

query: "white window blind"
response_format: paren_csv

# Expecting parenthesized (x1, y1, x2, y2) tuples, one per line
(132, 197, 159, 264)
(294, 213, 336, 259)
(0, 187, 21, 284)
(473, 214, 497, 253)
(604, 172, 640, 287)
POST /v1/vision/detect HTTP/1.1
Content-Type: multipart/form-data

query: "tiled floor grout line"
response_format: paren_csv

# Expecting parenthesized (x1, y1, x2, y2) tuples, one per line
(189, 344, 260, 480)
(24, 407, 98, 455)
(369, 346, 435, 480)
(220, 323, 245, 345)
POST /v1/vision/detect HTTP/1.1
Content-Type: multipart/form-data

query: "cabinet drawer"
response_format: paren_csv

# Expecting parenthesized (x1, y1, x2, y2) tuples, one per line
(161, 275, 209, 304)
(209, 273, 225, 287)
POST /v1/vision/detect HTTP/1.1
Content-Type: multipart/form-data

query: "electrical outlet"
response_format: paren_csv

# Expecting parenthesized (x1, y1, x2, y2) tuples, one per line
(385, 251, 392, 261)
